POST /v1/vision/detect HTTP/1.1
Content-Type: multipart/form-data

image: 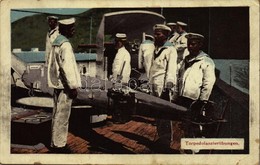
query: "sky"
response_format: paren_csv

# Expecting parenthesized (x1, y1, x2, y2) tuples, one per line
(11, 8, 89, 22)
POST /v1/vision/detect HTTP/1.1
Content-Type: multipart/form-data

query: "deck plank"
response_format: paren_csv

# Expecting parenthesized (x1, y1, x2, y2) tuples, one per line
(11, 115, 181, 154)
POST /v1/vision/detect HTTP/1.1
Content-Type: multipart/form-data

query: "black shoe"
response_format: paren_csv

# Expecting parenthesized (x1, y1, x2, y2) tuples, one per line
(49, 145, 72, 154)
(153, 138, 179, 154)
(112, 114, 126, 124)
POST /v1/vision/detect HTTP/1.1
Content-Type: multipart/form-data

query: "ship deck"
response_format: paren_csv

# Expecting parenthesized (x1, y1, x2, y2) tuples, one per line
(11, 113, 183, 154)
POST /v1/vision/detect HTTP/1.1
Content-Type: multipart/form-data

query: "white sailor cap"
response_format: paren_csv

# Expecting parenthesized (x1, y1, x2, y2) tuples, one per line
(153, 24, 171, 32)
(166, 22, 177, 26)
(58, 18, 76, 25)
(115, 33, 127, 41)
(47, 15, 58, 20)
(185, 33, 204, 41)
(177, 21, 187, 26)
(145, 34, 154, 40)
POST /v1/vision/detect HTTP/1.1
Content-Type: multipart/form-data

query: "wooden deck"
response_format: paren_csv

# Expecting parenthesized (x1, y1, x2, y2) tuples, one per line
(11, 114, 183, 154)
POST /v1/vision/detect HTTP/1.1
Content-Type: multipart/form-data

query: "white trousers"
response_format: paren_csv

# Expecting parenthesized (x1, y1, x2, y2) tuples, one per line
(51, 89, 72, 148)
(150, 76, 164, 97)
(150, 77, 173, 143)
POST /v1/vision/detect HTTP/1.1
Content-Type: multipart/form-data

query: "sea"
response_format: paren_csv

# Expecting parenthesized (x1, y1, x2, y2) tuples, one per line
(214, 59, 249, 94)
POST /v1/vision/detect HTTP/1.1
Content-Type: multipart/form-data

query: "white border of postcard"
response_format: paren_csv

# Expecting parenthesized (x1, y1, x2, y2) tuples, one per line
(1, 0, 259, 164)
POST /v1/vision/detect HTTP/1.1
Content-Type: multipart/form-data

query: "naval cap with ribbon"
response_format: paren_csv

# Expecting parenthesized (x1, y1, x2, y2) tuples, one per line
(185, 32, 204, 41)
(153, 24, 171, 32)
(177, 21, 188, 26)
(166, 22, 177, 26)
(115, 33, 127, 41)
(58, 18, 76, 25)
(145, 34, 154, 40)
(47, 15, 58, 20)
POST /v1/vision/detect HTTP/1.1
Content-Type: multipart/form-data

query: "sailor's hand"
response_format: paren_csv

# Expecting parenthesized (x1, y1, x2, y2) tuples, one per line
(166, 82, 174, 90)
(68, 88, 78, 99)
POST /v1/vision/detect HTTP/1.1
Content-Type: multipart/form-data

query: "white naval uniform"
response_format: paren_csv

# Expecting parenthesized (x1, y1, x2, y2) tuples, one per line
(149, 41, 178, 143)
(138, 40, 155, 79)
(112, 46, 131, 83)
(149, 41, 177, 97)
(45, 27, 59, 65)
(178, 51, 216, 101)
(175, 31, 189, 64)
(168, 32, 179, 46)
(47, 34, 82, 148)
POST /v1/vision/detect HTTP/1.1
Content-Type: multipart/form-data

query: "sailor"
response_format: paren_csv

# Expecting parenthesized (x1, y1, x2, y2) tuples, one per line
(175, 21, 189, 64)
(177, 33, 216, 106)
(149, 24, 178, 150)
(45, 16, 59, 65)
(166, 22, 179, 46)
(150, 24, 177, 98)
(176, 33, 216, 141)
(138, 33, 155, 79)
(47, 18, 82, 153)
(111, 33, 131, 84)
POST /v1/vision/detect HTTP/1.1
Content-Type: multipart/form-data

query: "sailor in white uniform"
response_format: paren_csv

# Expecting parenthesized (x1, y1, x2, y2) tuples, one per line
(166, 22, 179, 46)
(138, 34, 155, 79)
(111, 33, 131, 84)
(176, 33, 216, 142)
(149, 24, 178, 149)
(178, 33, 216, 103)
(175, 21, 189, 64)
(45, 16, 59, 65)
(149, 24, 177, 98)
(47, 18, 82, 152)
